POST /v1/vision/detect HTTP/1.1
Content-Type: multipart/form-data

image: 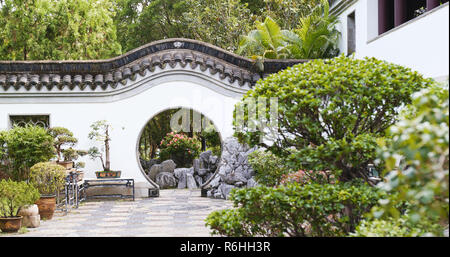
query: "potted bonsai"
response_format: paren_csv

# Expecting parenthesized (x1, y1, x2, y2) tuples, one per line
(0, 179, 40, 233)
(88, 120, 121, 178)
(48, 127, 78, 169)
(29, 162, 66, 220)
(62, 147, 87, 180)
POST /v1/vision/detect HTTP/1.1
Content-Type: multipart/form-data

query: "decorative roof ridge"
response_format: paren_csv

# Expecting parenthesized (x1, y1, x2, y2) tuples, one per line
(0, 38, 307, 75)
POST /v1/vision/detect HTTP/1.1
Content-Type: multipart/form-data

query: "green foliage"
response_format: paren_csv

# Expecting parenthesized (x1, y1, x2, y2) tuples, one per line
(247, 150, 289, 187)
(237, 0, 339, 60)
(48, 127, 78, 162)
(259, 0, 322, 29)
(206, 181, 383, 237)
(234, 55, 433, 182)
(351, 215, 443, 237)
(0, 126, 55, 181)
(237, 16, 299, 61)
(159, 132, 201, 167)
(370, 85, 449, 231)
(0, 0, 121, 60)
(0, 179, 40, 218)
(116, 0, 253, 53)
(29, 162, 67, 196)
(182, 0, 253, 53)
(289, 0, 340, 59)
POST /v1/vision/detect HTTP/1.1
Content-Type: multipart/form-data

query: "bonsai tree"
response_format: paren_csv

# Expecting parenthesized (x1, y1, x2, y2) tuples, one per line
(0, 179, 40, 218)
(61, 148, 88, 169)
(48, 127, 78, 162)
(29, 162, 67, 196)
(88, 120, 113, 171)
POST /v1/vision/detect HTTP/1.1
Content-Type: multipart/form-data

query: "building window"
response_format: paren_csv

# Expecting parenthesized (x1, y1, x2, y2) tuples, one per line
(9, 115, 50, 129)
(347, 12, 356, 55)
(378, 0, 448, 35)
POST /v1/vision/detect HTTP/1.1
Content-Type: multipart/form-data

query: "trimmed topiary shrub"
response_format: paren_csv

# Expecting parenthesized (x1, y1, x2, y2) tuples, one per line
(0, 179, 40, 218)
(206, 180, 384, 237)
(29, 162, 67, 196)
(234, 55, 434, 182)
(158, 132, 201, 167)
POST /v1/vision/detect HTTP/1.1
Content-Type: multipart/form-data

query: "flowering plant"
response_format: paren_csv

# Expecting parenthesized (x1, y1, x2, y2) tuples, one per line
(158, 132, 201, 167)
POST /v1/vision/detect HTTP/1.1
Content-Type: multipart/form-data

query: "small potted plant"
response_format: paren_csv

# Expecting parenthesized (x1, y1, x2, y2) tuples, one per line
(88, 120, 121, 178)
(48, 127, 78, 169)
(0, 179, 40, 233)
(29, 162, 66, 220)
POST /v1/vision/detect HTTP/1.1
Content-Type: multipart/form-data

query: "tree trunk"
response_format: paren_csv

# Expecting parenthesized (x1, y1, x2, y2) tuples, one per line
(105, 126, 111, 171)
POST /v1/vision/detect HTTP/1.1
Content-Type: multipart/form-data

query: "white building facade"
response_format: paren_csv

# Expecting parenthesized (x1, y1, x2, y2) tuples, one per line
(331, 0, 449, 82)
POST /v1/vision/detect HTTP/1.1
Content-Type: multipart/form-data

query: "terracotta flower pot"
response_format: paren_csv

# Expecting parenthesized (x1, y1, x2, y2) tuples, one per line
(36, 196, 56, 220)
(0, 216, 23, 233)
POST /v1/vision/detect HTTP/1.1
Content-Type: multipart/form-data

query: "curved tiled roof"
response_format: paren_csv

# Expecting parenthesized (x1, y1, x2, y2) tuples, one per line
(0, 39, 306, 92)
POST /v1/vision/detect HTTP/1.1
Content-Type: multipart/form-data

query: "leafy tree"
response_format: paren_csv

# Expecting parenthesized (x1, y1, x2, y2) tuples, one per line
(234, 55, 433, 182)
(0, 126, 55, 181)
(260, 0, 322, 30)
(0, 0, 121, 60)
(116, 0, 253, 53)
(182, 0, 253, 53)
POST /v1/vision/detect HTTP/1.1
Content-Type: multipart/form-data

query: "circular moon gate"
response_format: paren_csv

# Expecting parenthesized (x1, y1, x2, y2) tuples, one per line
(136, 107, 223, 186)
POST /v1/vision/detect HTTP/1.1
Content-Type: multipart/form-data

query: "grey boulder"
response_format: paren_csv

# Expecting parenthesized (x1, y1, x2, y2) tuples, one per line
(161, 160, 177, 173)
(155, 171, 177, 189)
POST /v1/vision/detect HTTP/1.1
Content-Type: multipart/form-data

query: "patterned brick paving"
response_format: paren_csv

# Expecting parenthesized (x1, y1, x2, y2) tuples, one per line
(2, 189, 233, 237)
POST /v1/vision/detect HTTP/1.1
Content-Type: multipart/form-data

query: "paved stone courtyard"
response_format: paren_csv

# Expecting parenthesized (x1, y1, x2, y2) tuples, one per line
(3, 189, 233, 237)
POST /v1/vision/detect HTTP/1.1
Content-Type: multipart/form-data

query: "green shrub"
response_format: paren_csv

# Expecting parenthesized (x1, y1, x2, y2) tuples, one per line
(234, 55, 433, 182)
(0, 125, 55, 181)
(206, 181, 384, 237)
(247, 150, 289, 187)
(0, 179, 40, 218)
(351, 215, 443, 237)
(29, 162, 66, 196)
(159, 132, 201, 167)
(371, 85, 449, 232)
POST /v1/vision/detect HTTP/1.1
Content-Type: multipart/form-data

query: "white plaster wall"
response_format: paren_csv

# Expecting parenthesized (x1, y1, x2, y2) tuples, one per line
(335, 1, 449, 80)
(0, 79, 242, 196)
